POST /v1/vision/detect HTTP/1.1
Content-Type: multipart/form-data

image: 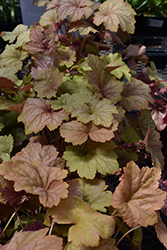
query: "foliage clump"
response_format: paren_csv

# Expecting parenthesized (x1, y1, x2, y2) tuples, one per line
(0, 0, 167, 249)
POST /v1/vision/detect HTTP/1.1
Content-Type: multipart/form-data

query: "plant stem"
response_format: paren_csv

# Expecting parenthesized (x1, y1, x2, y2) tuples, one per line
(48, 220, 55, 235)
(115, 224, 141, 247)
(114, 220, 123, 239)
(0, 204, 22, 239)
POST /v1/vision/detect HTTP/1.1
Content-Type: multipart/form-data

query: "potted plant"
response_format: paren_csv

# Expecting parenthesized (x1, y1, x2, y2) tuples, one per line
(0, 0, 167, 249)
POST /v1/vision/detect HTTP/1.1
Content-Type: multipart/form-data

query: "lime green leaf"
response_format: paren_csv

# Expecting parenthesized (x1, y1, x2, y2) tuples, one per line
(1, 228, 63, 250)
(101, 53, 131, 81)
(131, 227, 143, 248)
(139, 109, 155, 135)
(40, 8, 58, 26)
(1, 24, 28, 43)
(147, 61, 162, 83)
(145, 127, 164, 168)
(120, 78, 154, 111)
(57, 46, 76, 68)
(0, 67, 18, 82)
(63, 140, 119, 179)
(59, 75, 94, 97)
(33, 66, 63, 98)
(47, 195, 116, 247)
(50, 93, 91, 113)
(15, 30, 30, 48)
(72, 98, 118, 127)
(83, 54, 123, 103)
(120, 126, 142, 143)
(18, 98, 69, 134)
(0, 134, 13, 161)
(111, 161, 166, 227)
(69, 20, 97, 35)
(0, 44, 29, 71)
(80, 179, 112, 212)
(93, 0, 136, 33)
(67, 238, 118, 250)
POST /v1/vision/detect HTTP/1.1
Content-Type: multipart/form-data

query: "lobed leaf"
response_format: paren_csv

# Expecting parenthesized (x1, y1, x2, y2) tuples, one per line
(50, 93, 91, 113)
(69, 20, 97, 35)
(120, 78, 154, 111)
(57, 46, 76, 68)
(33, 66, 63, 98)
(0, 158, 68, 208)
(71, 98, 118, 127)
(18, 98, 68, 134)
(80, 179, 112, 212)
(0, 44, 29, 71)
(1, 24, 28, 43)
(93, 0, 136, 33)
(26, 26, 57, 55)
(111, 161, 166, 227)
(57, 0, 93, 22)
(47, 195, 115, 247)
(139, 109, 155, 135)
(63, 140, 119, 179)
(40, 8, 58, 26)
(1, 228, 63, 250)
(60, 121, 116, 145)
(83, 54, 123, 103)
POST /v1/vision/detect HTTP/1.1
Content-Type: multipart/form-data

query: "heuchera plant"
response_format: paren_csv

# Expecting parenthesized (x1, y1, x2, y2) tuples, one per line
(0, 0, 167, 249)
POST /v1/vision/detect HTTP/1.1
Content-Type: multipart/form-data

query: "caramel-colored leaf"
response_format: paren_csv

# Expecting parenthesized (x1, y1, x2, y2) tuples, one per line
(83, 54, 123, 103)
(1, 228, 63, 250)
(120, 78, 154, 111)
(145, 127, 164, 168)
(57, 0, 93, 22)
(0, 158, 68, 208)
(60, 121, 115, 145)
(33, 66, 63, 98)
(93, 0, 136, 33)
(18, 98, 68, 134)
(40, 8, 58, 26)
(111, 161, 166, 227)
(47, 196, 115, 247)
(69, 20, 97, 35)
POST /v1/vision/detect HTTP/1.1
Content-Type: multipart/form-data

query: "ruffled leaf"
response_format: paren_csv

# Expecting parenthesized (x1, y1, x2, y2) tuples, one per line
(57, 46, 76, 68)
(18, 98, 68, 134)
(1, 24, 28, 43)
(63, 140, 119, 179)
(155, 212, 167, 248)
(111, 161, 166, 227)
(69, 20, 97, 35)
(40, 8, 58, 26)
(47, 195, 115, 247)
(93, 0, 136, 33)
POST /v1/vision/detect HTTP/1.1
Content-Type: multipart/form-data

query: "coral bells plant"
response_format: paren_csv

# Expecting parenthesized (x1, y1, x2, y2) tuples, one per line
(0, 0, 167, 249)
